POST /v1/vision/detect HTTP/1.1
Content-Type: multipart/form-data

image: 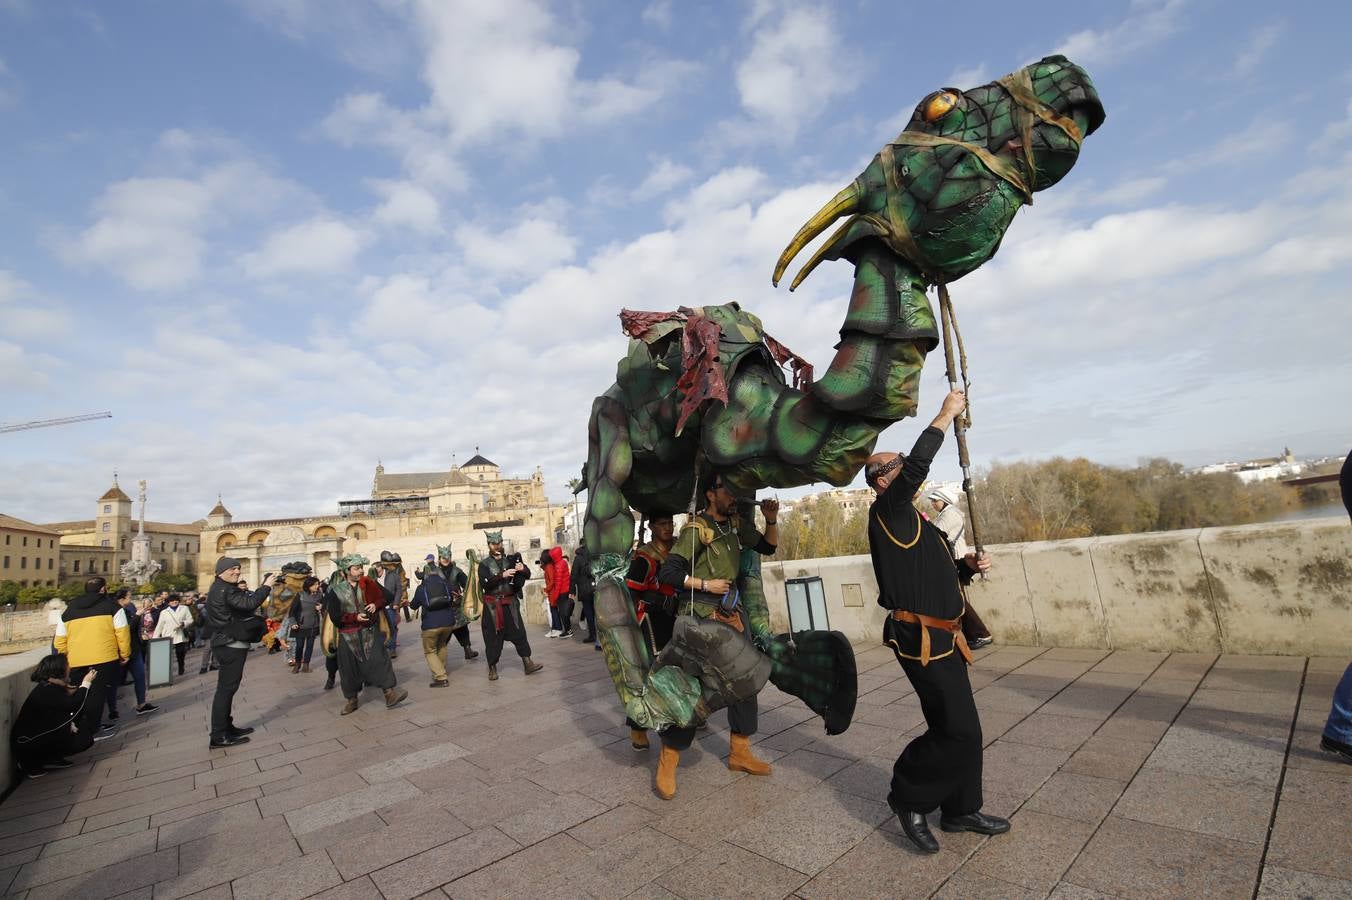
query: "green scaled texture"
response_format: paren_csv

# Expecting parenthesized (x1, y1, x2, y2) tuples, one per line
(582, 55, 1104, 732)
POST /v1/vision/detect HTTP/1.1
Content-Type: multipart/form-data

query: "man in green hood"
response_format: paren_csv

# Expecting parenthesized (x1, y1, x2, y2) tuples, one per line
(322, 554, 408, 715)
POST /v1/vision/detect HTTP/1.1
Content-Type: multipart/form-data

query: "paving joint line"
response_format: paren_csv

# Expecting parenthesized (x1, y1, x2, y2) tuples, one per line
(1053, 651, 1226, 889)
(1250, 656, 1308, 900)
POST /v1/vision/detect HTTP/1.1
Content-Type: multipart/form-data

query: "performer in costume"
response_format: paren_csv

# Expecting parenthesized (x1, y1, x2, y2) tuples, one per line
(411, 544, 480, 688)
(623, 511, 678, 750)
(866, 389, 1006, 854)
(373, 551, 409, 658)
(262, 561, 310, 657)
(477, 531, 543, 681)
(654, 475, 778, 800)
(323, 554, 408, 715)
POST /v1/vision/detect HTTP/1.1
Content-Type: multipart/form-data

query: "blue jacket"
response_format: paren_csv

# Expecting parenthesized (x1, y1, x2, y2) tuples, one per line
(411, 564, 469, 630)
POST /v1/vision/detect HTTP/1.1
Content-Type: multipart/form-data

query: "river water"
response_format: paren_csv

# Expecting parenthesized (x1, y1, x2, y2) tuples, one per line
(1267, 502, 1347, 523)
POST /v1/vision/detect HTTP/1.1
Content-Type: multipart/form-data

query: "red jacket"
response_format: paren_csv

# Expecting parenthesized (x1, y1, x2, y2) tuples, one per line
(542, 547, 571, 607)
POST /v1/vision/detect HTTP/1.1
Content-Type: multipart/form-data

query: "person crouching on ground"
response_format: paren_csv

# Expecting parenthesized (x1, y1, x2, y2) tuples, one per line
(323, 554, 407, 715)
(11, 654, 98, 778)
(866, 389, 1007, 854)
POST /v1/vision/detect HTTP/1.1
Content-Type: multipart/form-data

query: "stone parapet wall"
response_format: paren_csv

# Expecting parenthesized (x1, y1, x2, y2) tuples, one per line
(761, 516, 1351, 656)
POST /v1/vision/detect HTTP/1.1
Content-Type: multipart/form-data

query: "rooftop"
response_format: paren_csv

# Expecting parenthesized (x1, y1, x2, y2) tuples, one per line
(2, 640, 1344, 898)
(0, 513, 60, 535)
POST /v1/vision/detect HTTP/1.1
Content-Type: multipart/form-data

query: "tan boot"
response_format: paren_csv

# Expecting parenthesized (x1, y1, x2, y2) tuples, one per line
(654, 745, 680, 800)
(301, 663, 311, 673)
(523, 657, 543, 675)
(728, 732, 772, 776)
(383, 687, 408, 708)
(630, 729, 650, 751)
(340, 697, 359, 716)
(488, 664, 498, 681)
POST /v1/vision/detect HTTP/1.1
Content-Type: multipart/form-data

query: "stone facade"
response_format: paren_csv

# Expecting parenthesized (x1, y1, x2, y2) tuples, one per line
(42, 477, 202, 584)
(197, 455, 570, 590)
(0, 514, 61, 588)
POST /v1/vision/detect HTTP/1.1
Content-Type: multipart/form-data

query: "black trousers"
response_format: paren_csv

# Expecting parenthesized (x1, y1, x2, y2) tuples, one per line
(660, 697, 757, 750)
(174, 642, 188, 674)
(888, 620, 983, 816)
(482, 603, 532, 666)
(68, 660, 118, 737)
(452, 625, 473, 649)
(960, 603, 991, 642)
(210, 646, 248, 739)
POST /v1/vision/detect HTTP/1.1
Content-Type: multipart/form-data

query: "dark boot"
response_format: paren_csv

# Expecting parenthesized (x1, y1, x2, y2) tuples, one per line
(523, 657, 543, 675)
(464, 646, 479, 659)
(302, 663, 311, 673)
(324, 673, 336, 690)
(888, 795, 939, 854)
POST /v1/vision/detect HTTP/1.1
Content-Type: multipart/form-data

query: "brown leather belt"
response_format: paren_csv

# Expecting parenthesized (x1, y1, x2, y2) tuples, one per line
(890, 609, 972, 665)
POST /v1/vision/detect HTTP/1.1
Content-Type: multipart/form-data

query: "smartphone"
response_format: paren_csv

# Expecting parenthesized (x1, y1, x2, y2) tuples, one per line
(719, 587, 741, 614)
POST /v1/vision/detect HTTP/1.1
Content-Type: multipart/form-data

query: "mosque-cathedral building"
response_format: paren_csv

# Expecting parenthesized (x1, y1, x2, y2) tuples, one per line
(195, 453, 570, 590)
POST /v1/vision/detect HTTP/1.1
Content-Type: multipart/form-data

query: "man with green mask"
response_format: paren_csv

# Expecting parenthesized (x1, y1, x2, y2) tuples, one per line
(322, 554, 408, 715)
(477, 531, 543, 681)
(653, 473, 779, 800)
(411, 543, 479, 688)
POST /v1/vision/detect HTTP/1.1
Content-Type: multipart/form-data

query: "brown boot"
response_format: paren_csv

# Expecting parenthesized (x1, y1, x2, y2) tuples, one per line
(727, 732, 772, 776)
(654, 745, 680, 800)
(291, 660, 302, 674)
(340, 697, 359, 716)
(523, 657, 543, 676)
(301, 663, 311, 673)
(488, 664, 498, 681)
(630, 729, 650, 751)
(383, 687, 408, 709)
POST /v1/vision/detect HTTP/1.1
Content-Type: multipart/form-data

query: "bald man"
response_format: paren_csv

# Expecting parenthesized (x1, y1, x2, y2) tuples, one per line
(865, 389, 1006, 855)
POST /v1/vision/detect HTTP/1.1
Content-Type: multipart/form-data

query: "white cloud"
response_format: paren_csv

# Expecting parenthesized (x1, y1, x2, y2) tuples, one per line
(231, 0, 414, 74)
(322, 0, 689, 193)
(369, 179, 442, 234)
(242, 216, 367, 279)
(1231, 21, 1283, 78)
(633, 158, 695, 199)
(642, 0, 673, 29)
(0, 270, 71, 338)
(946, 63, 990, 89)
(734, 5, 857, 134)
(1052, 0, 1187, 67)
(455, 217, 577, 279)
(59, 136, 306, 291)
(60, 176, 214, 290)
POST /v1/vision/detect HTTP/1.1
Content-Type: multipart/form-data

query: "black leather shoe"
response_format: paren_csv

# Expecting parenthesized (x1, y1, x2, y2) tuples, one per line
(888, 795, 939, 854)
(940, 811, 1011, 835)
(1321, 735, 1352, 764)
(227, 725, 255, 737)
(209, 734, 250, 748)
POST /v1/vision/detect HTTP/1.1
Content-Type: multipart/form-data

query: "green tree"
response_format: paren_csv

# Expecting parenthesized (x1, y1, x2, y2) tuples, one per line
(0, 581, 18, 605)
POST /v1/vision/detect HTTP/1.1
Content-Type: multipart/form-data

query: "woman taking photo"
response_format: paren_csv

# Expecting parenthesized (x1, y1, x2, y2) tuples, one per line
(288, 576, 324, 674)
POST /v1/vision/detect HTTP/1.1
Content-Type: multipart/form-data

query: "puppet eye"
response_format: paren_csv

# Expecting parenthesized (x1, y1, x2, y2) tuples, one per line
(922, 90, 960, 123)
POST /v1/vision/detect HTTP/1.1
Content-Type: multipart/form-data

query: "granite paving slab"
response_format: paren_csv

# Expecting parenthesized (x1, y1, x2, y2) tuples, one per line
(0, 638, 1340, 900)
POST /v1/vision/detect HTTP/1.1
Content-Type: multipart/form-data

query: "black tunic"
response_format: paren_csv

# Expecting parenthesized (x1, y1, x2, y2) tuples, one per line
(868, 426, 973, 620)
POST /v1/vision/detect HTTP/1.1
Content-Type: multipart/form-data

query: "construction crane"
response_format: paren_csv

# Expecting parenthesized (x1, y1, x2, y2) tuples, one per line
(0, 412, 113, 434)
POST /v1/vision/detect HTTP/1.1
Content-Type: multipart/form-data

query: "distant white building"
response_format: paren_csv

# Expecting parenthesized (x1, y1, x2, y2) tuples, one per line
(1190, 448, 1304, 484)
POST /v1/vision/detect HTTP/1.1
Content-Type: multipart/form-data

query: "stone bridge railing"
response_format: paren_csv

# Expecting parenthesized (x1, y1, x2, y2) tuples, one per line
(762, 516, 1351, 656)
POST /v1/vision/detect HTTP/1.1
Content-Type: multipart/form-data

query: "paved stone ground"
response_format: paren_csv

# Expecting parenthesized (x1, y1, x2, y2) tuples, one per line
(0, 634, 1347, 900)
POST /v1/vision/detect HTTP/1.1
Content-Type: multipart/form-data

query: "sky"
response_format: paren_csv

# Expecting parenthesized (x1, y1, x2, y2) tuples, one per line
(1, 0, 1350, 526)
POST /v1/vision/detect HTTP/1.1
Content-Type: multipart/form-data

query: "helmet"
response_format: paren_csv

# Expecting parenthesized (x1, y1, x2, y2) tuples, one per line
(379, 550, 395, 563)
(390, 552, 402, 563)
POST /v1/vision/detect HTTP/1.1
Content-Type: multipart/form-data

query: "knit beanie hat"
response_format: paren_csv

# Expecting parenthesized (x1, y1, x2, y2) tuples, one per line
(215, 557, 242, 575)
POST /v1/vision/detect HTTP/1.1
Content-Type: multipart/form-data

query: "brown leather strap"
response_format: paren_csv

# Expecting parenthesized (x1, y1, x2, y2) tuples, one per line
(890, 609, 973, 665)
